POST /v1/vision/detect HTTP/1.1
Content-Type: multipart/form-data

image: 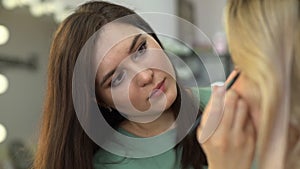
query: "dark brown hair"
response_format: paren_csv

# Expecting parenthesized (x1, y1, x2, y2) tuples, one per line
(33, 1, 206, 169)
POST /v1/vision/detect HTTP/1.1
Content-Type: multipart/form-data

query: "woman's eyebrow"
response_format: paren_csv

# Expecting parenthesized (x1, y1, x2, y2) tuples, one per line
(100, 68, 116, 86)
(128, 33, 142, 54)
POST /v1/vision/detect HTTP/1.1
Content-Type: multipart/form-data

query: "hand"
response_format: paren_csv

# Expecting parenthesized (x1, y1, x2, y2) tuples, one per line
(197, 85, 256, 169)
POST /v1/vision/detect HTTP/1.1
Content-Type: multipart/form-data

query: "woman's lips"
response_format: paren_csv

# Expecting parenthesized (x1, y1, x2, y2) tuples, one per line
(149, 78, 166, 99)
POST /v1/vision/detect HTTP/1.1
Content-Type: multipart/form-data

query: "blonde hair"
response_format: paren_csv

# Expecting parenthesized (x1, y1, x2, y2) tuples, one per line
(225, 0, 300, 169)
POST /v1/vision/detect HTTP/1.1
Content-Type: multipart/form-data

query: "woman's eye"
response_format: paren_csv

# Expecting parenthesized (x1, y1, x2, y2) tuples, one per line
(133, 40, 147, 61)
(111, 70, 126, 87)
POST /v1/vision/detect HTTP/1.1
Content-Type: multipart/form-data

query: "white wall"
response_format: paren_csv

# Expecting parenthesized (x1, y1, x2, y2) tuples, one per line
(63, 0, 178, 39)
(109, 0, 178, 36)
(191, 0, 227, 43)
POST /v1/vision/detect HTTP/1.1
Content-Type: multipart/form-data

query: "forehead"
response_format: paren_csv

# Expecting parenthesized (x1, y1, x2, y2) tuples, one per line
(94, 23, 145, 76)
(95, 22, 145, 58)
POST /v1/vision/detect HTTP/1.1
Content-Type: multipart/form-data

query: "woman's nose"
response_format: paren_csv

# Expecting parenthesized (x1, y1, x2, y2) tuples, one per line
(135, 68, 154, 87)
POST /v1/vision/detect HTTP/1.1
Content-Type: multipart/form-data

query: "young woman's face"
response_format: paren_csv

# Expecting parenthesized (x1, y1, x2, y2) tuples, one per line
(95, 22, 177, 122)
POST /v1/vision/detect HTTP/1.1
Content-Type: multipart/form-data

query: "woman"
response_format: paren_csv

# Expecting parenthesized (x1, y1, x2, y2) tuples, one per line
(199, 0, 300, 169)
(32, 1, 210, 169)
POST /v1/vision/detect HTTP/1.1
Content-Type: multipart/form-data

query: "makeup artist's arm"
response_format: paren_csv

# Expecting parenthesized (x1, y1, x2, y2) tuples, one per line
(196, 84, 256, 169)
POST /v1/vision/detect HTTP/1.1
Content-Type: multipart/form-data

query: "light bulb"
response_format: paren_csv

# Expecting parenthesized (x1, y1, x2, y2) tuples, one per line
(0, 25, 10, 45)
(0, 123, 7, 144)
(2, 0, 18, 9)
(0, 74, 9, 94)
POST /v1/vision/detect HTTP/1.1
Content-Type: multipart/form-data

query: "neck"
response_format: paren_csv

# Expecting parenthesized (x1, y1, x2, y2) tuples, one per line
(120, 108, 176, 137)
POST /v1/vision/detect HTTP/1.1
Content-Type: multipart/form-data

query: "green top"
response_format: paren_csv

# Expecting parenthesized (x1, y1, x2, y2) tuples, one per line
(93, 87, 211, 169)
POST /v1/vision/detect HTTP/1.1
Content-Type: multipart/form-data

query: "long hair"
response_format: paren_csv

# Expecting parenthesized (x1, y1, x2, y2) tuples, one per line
(33, 1, 206, 169)
(225, 0, 300, 168)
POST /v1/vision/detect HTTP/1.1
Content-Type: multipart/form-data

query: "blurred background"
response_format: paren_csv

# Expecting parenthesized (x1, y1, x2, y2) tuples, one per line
(0, 0, 232, 168)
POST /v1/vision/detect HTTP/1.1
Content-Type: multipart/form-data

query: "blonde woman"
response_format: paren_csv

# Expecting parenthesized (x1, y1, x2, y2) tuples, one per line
(198, 0, 300, 169)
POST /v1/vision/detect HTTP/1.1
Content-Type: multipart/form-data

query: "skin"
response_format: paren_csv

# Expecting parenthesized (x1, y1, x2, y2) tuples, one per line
(197, 70, 257, 169)
(95, 22, 177, 136)
(229, 72, 261, 130)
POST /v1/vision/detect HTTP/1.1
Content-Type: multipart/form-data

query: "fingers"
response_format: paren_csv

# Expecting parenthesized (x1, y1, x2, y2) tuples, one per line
(196, 85, 256, 169)
(211, 85, 226, 108)
(245, 115, 256, 141)
(243, 117, 256, 157)
(233, 99, 249, 131)
(197, 85, 225, 143)
(197, 85, 253, 144)
(218, 90, 239, 132)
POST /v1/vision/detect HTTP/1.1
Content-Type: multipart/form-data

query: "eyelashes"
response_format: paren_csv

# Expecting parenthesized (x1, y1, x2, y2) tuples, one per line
(110, 39, 148, 87)
(111, 69, 126, 87)
(132, 40, 147, 61)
